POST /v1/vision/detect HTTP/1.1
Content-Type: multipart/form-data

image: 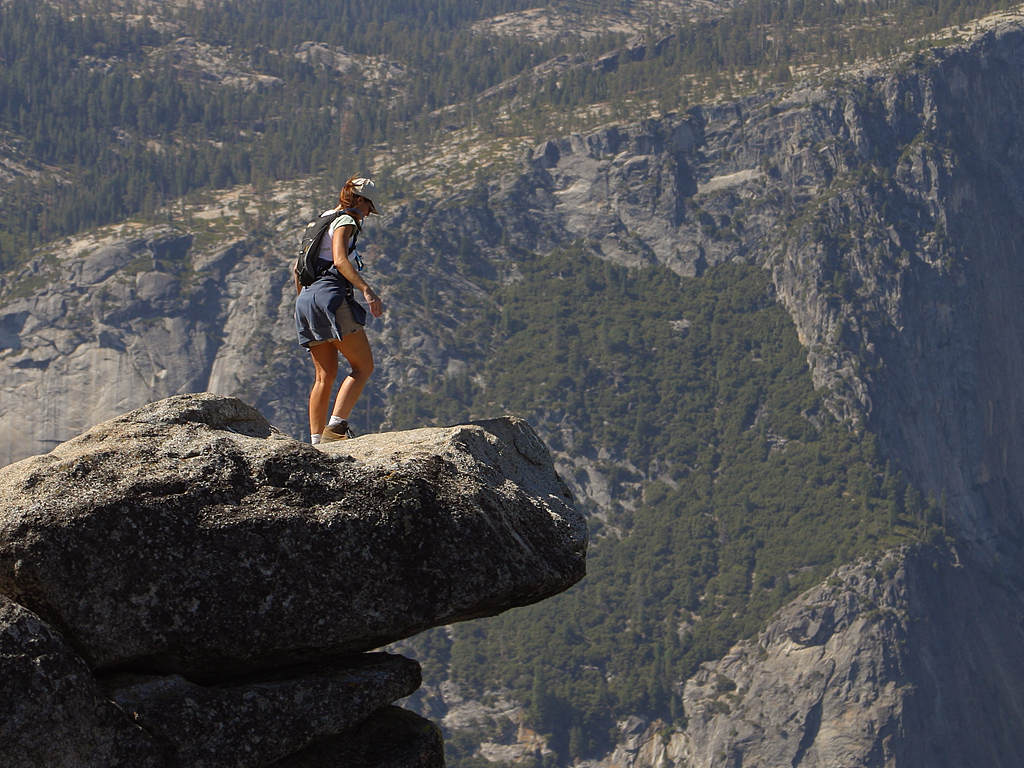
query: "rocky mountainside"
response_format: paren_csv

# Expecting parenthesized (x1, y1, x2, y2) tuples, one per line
(0, 393, 585, 766)
(589, 545, 1024, 767)
(3, 4, 1024, 766)
(4, 12, 1023, 550)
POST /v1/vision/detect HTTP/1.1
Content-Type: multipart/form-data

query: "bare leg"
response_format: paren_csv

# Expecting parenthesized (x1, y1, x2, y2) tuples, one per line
(308, 343, 339, 436)
(330, 329, 375, 421)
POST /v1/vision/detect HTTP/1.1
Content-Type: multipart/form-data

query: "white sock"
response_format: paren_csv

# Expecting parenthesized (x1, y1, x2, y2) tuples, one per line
(311, 433, 322, 444)
(328, 415, 347, 428)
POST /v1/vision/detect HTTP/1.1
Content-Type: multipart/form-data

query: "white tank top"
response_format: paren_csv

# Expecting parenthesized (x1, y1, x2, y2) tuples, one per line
(318, 211, 357, 263)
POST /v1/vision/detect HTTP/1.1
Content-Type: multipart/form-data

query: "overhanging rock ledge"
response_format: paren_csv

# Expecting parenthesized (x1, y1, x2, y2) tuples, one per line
(0, 392, 585, 676)
(0, 393, 586, 767)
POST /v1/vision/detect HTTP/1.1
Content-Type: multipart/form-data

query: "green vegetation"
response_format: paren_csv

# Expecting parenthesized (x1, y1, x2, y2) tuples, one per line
(388, 250, 945, 763)
(0, 0, 572, 268)
(1, 0, 1014, 270)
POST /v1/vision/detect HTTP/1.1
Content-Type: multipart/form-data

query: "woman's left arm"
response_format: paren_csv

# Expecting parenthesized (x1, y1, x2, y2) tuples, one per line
(332, 225, 384, 317)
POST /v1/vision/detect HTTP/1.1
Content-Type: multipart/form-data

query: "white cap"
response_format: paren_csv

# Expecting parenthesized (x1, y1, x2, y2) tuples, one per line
(351, 177, 380, 214)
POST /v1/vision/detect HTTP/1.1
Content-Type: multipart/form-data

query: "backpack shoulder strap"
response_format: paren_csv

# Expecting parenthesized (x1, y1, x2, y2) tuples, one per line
(336, 208, 364, 269)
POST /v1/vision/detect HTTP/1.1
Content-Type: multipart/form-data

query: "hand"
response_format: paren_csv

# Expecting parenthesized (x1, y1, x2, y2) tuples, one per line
(363, 286, 384, 318)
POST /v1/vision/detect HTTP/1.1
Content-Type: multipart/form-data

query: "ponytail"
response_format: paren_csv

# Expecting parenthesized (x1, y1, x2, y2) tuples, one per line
(337, 176, 360, 210)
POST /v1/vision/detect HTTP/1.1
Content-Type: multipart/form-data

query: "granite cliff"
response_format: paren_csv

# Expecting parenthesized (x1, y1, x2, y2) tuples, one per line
(0, 394, 586, 766)
(2, 7, 1024, 767)
(582, 544, 1024, 767)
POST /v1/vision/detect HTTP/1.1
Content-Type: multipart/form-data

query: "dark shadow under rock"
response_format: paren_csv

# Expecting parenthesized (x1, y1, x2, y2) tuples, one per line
(0, 594, 167, 768)
(273, 706, 445, 768)
(104, 653, 421, 768)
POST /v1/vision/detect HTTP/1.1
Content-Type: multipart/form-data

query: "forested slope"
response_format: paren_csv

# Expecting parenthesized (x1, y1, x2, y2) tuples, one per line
(389, 255, 939, 763)
(1, 0, 1013, 266)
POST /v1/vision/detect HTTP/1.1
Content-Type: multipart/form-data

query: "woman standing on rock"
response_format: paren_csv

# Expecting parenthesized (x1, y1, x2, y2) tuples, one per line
(294, 176, 384, 444)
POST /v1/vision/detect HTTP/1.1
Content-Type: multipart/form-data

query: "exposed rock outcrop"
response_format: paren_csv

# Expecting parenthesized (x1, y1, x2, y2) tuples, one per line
(0, 393, 584, 677)
(583, 545, 1024, 768)
(0, 394, 586, 766)
(670, 551, 913, 767)
(0, 595, 166, 768)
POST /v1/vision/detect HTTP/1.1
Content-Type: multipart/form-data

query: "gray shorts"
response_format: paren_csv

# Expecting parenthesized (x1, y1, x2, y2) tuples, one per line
(308, 300, 362, 346)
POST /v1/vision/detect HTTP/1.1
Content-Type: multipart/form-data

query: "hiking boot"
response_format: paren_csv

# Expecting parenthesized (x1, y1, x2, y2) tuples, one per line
(321, 421, 354, 442)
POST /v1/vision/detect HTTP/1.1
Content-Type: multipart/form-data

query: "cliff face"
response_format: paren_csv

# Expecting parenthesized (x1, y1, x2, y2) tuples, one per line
(515, 17, 1024, 555)
(865, 26, 1024, 554)
(0, 215, 311, 466)
(413, 16, 1024, 764)
(548, 17, 1024, 764)
(586, 545, 1024, 768)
